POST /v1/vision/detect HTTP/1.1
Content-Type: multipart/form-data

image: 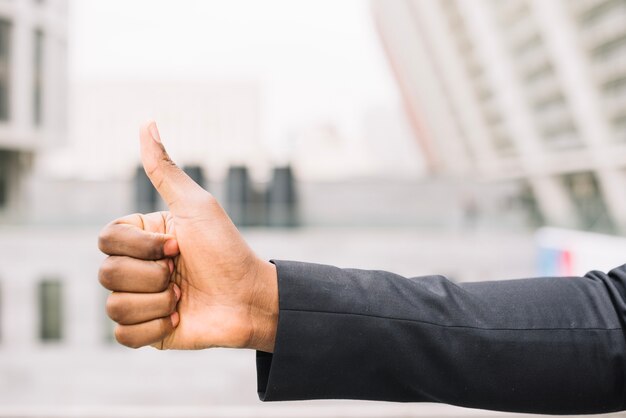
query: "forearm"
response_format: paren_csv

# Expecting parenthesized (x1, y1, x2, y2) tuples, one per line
(257, 261, 626, 414)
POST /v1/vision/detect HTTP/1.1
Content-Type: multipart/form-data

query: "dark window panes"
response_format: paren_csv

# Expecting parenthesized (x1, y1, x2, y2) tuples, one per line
(33, 29, 43, 126)
(0, 20, 12, 121)
(0, 280, 2, 342)
(267, 166, 298, 227)
(562, 172, 614, 233)
(0, 150, 9, 208)
(39, 280, 63, 341)
(183, 165, 206, 189)
(0, 173, 6, 208)
(134, 165, 158, 213)
(102, 288, 115, 343)
(226, 166, 252, 226)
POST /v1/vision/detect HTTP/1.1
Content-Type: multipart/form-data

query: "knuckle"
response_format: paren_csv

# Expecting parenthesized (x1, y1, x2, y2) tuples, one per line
(114, 326, 139, 349)
(148, 248, 164, 261)
(159, 259, 171, 277)
(105, 295, 124, 323)
(147, 234, 165, 260)
(97, 226, 114, 253)
(155, 261, 171, 290)
(144, 163, 159, 178)
(98, 258, 116, 289)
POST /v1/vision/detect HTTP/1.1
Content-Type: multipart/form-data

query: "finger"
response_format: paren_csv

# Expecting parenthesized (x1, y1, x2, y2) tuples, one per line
(114, 313, 179, 349)
(139, 121, 207, 214)
(106, 283, 180, 325)
(99, 256, 173, 292)
(98, 214, 179, 259)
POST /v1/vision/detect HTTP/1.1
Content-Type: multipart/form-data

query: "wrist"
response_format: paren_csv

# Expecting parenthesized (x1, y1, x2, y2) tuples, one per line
(248, 259, 279, 352)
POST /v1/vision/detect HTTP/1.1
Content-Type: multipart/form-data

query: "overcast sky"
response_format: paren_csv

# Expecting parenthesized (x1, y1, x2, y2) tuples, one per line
(68, 0, 401, 145)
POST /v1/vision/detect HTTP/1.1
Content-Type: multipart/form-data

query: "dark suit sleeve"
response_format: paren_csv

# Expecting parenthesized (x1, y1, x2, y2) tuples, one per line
(256, 260, 626, 414)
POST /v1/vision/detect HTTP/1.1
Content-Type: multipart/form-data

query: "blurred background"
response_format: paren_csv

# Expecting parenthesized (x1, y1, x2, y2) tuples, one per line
(0, 0, 626, 416)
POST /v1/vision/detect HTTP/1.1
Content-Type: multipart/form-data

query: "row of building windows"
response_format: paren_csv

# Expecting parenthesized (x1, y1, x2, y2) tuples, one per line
(0, 18, 45, 125)
(0, 279, 114, 343)
(438, 0, 626, 155)
(135, 164, 299, 227)
(576, 0, 626, 143)
(505, 172, 614, 233)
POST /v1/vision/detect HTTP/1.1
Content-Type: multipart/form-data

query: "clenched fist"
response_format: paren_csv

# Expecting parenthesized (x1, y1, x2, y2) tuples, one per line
(97, 122, 278, 352)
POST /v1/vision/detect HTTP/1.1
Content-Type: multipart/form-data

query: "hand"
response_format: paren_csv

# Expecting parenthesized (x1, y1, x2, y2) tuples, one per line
(97, 121, 278, 352)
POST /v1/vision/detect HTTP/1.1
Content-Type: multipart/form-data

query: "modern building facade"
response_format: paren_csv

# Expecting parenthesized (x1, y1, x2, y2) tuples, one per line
(46, 80, 263, 182)
(0, 0, 67, 222)
(372, 0, 626, 234)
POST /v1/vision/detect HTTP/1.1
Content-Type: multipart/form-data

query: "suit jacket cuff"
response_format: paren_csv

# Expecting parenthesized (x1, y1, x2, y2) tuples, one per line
(256, 259, 349, 401)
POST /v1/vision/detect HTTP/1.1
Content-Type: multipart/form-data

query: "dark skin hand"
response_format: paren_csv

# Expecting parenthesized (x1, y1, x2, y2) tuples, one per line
(98, 121, 278, 352)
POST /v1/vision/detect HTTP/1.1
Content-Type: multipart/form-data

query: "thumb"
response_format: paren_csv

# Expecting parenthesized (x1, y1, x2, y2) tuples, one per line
(139, 121, 205, 213)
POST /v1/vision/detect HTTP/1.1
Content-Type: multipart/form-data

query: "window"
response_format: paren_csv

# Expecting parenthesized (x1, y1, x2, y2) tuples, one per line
(33, 29, 43, 126)
(226, 166, 251, 226)
(0, 20, 11, 122)
(267, 166, 298, 227)
(38, 280, 63, 341)
(0, 150, 9, 209)
(134, 165, 158, 213)
(512, 181, 544, 228)
(0, 280, 2, 342)
(102, 288, 115, 343)
(0, 176, 5, 208)
(562, 172, 614, 233)
(183, 165, 206, 189)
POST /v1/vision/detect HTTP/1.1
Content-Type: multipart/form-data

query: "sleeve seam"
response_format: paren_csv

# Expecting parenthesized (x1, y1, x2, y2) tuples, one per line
(280, 307, 622, 332)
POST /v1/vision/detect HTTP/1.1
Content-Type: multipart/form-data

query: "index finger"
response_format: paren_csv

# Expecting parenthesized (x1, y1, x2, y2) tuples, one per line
(98, 214, 179, 259)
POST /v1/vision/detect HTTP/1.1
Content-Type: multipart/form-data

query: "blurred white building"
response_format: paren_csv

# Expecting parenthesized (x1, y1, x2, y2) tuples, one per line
(0, 0, 67, 222)
(42, 80, 264, 181)
(372, 0, 626, 234)
(288, 106, 424, 182)
(31, 80, 449, 227)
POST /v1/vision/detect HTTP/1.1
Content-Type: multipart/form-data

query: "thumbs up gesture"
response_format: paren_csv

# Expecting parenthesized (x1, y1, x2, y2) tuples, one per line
(97, 122, 278, 352)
